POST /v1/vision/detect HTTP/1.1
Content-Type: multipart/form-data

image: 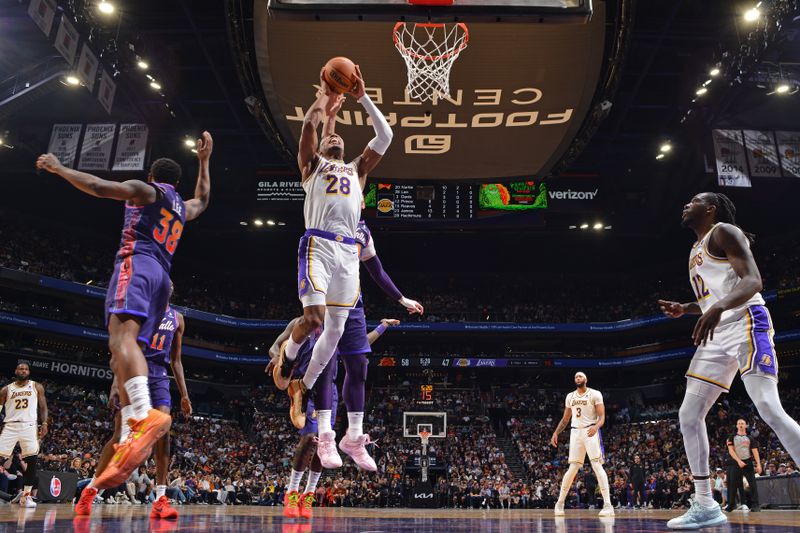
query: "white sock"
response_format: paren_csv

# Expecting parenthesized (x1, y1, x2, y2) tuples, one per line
(304, 471, 322, 494)
(558, 463, 581, 504)
(120, 405, 135, 443)
(288, 469, 304, 492)
(87, 476, 96, 489)
(679, 379, 721, 508)
(23, 485, 31, 495)
(317, 410, 333, 435)
(285, 336, 303, 362)
(347, 412, 364, 440)
(693, 477, 713, 507)
(590, 460, 611, 507)
(744, 375, 800, 465)
(124, 376, 153, 421)
(156, 485, 166, 499)
(302, 310, 348, 390)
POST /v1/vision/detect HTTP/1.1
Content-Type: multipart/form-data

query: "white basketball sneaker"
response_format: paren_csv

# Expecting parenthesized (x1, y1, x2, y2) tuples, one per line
(554, 501, 565, 516)
(599, 504, 615, 517)
(20, 492, 36, 508)
(667, 499, 727, 530)
(317, 431, 343, 469)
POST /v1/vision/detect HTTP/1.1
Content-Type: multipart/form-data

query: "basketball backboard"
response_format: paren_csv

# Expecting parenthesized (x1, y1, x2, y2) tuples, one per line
(250, 0, 609, 181)
(403, 411, 447, 439)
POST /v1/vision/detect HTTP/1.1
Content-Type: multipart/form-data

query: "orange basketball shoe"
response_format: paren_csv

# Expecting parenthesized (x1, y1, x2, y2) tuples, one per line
(74, 487, 97, 516)
(283, 490, 301, 519)
(299, 491, 315, 519)
(151, 495, 178, 519)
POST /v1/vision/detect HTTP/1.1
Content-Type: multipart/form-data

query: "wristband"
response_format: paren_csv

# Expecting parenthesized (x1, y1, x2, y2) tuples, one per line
(375, 324, 387, 335)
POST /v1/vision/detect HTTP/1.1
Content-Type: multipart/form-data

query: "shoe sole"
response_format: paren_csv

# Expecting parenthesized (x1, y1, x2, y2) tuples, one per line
(667, 515, 727, 530)
(288, 381, 306, 429)
(338, 442, 377, 471)
(273, 341, 292, 391)
(96, 415, 171, 488)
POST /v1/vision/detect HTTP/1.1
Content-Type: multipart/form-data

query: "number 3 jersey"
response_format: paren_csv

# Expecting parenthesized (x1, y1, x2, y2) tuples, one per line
(117, 182, 186, 272)
(688, 223, 764, 326)
(303, 156, 363, 238)
(566, 388, 603, 428)
(4, 380, 37, 423)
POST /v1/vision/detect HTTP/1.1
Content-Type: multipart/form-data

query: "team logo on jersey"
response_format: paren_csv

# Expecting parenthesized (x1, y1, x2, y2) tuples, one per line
(377, 199, 394, 213)
(311, 410, 317, 420)
(760, 354, 773, 368)
(50, 476, 62, 497)
(335, 235, 343, 242)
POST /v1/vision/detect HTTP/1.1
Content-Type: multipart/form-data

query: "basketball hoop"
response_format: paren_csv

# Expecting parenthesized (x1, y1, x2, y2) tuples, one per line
(393, 22, 469, 102)
(419, 430, 431, 446)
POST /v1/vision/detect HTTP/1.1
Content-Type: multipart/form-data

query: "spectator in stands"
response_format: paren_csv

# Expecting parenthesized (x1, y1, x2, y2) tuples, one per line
(629, 454, 646, 508)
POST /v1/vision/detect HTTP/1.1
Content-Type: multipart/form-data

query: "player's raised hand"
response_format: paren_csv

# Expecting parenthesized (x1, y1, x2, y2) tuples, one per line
(657, 299, 685, 318)
(196, 131, 213, 162)
(550, 433, 559, 448)
(692, 304, 723, 346)
(36, 153, 63, 174)
(181, 396, 193, 417)
(349, 65, 366, 100)
(399, 297, 424, 315)
(325, 93, 345, 118)
(380, 319, 400, 328)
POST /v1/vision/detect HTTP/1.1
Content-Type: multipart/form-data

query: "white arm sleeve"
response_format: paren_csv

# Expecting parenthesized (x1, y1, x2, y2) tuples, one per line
(359, 94, 393, 155)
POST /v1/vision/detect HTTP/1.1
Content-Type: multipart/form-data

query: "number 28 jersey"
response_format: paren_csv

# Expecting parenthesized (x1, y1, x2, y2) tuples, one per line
(565, 388, 603, 428)
(116, 182, 186, 272)
(303, 156, 363, 238)
(688, 223, 764, 326)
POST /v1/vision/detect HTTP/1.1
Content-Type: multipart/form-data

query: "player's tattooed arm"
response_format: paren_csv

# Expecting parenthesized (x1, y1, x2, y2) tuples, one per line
(35, 153, 156, 204)
(550, 406, 572, 447)
(367, 319, 400, 345)
(36, 382, 48, 439)
(185, 131, 213, 222)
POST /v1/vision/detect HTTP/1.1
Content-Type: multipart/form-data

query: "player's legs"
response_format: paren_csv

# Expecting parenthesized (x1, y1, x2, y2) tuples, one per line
(341, 353, 368, 439)
(76, 411, 121, 515)
(584, 432, 612, 512)
(743, 375, 800, 466)
(284, 305, 326, 361)
(314, 364, 343, 469)
(107, 314, 150, 417)
(555, 463, 581, 513)
(285, 434, 318, 519)
(150, 405, 178, 519)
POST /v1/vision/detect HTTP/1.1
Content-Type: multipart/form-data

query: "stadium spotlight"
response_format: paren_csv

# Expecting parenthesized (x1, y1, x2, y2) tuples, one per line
(65, 75, 80, 86)
(0, 137, 4, 146)
(98, 1, 115, 15)
(184, 138, 196, 148)
(150, 81, 162, 90)
(659, 142, 672, 153)
(709, 67, 721, 77)
(696, 87, 708, 96)
(277, 221, 286, 226)
(656, 153, 665, 160)
(254, 219, 264, 226)
(267, 220, 276, 226)
(568, 225, 577, 230)
(744, 6, 761, 22)
(775, 83, 791, 94)
(593, 222, 603, 230)
(137, 60, 149, 70)
(604, 225, 612, 230)
(239, 221, 248, 226)
(580, 223, 589, 230)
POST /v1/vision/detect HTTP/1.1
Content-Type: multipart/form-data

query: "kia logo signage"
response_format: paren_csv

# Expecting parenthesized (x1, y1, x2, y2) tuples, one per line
(413, 492, 434, 499)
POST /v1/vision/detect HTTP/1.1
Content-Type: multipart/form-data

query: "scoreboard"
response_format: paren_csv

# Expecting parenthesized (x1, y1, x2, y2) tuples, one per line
(372, 183, 476, 220)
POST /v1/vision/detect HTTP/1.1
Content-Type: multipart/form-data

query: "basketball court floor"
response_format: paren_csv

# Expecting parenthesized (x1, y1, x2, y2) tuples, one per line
(0, 506, 799, 532)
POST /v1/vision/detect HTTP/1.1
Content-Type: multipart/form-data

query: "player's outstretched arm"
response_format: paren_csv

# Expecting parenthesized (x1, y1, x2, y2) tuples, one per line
(185, 131, 213, 222)
(321, 93, 345, 139)
(550, 406, 571, 447)
(169, 312, 192, 416)
(349, 66, 392, 187)
(692, 223, 763, 345)
(657, 299, 701, 318)
(36, 153, 156, 204)
(36, 382, 48, 439)
(298, 73, 332, 181)
(367, 318, 399, 345)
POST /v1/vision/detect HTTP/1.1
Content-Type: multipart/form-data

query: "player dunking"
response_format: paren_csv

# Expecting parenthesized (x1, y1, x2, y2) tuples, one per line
(279, 67, 400, 437)
(75, 298, 192, 518)
(36, 132, 212, 488)
(550, 372, 614, 517)
(270, 317, 398, 519)
(659, 192, 800, 529)
(0, 363, 48, 508)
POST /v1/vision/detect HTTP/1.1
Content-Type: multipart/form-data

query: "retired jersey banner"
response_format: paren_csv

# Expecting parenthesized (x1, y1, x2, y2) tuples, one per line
(743, 130, 781, 178)
(712, 129, 751, 188)
(47, 124, 82, 169)
(77, 43, 99, 92)
(112, 124, 148, 171)
(27, 0, 56, 36)
(97, 69, 116, 114)
(775, 131, 800, 178)
(78, 124, 116, 170)
(54, 15, 80, 65)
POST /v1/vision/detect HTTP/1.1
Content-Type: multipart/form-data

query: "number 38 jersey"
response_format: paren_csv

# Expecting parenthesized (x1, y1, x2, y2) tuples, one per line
(4, 381, 38, 423)
(303, 156, 363, 238)
(688, 223, 764, 326)
(565, 388, 603, 428)
(116, 182, 186, 272)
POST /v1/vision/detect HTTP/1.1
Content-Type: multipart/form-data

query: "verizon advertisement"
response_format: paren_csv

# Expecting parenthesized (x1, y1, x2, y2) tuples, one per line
(255, 4, 605, 180)
(545, 181, 601, 212)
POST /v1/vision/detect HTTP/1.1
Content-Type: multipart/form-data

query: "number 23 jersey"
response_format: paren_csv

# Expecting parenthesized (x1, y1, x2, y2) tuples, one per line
(303, 156, 363, 238)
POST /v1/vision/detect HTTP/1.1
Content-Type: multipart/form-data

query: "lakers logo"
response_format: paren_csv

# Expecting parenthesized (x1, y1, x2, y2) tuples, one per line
(299, 279, 307, 290)
(760, 354, 773, 367)
(311, 410, 317, 420)
(377, 199, 393, 213)
(335, 235, 343, 242)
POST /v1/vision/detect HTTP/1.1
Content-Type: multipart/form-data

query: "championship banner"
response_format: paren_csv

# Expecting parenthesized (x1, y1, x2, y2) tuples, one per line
(97, 69, 117, 114)
(54, 15, 80, 65)
(743, 130, 781, 178)
(47, 124, 82, 169)
(77, 124, 116, 170)
(775, 131, 800, 178)
(712, 129, 751, 188)
(112, 124, 148, 171)
(77, 43, 99, 92)
(27, 0, 56, 37)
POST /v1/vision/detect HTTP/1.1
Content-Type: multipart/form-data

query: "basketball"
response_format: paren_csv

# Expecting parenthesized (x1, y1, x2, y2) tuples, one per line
(322, 57, 358, 94)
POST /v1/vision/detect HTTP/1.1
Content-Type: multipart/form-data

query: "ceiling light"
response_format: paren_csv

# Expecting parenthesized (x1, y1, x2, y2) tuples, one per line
(656, 153, 665, 160)
(580, 223, 589, 230)
(266, 220, 276, 226)
(604, 225, 612, 230)
(0, 138, 4, 146)
(65, 75, 80, 86)
(709, 67, 720, 77)
(150, 81, 161, 90)
(695, 87, 708, 96)
(239, 221, 248, 226)
(137, 60, 149, 70)
(184, 138, 196, 148)
(744, 7, 760, 22)
(593, 222, 603, 230)
(98, 1, 115, 14)
(775, 83, 791, 94)
(703, 79, 713, 87)
(277, 222, 286, 226)
(190, 148, 197, 154)
(568, 225, 577, 230)
(659, 143, 672, 153)
(254, 219, 264, 227)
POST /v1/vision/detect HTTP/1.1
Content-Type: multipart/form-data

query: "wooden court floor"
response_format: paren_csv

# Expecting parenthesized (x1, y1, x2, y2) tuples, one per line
(1, 505, 798, 532)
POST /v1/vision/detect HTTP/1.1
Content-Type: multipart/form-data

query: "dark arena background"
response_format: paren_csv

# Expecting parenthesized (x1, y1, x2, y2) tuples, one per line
(1, 0, 800, 531)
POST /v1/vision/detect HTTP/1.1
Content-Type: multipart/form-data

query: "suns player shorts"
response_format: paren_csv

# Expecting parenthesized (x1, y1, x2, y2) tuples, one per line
(297, 230, 360, 309)
(568, 427, 605, 465)
(105, 254, 172, 347)
(0, 422, 39, 458)
(686, 305, 778, 392)
(147, 360, 172, 409)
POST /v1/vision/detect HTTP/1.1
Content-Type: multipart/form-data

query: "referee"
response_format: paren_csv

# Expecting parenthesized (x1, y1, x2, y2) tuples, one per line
(725, 419, 762, 512)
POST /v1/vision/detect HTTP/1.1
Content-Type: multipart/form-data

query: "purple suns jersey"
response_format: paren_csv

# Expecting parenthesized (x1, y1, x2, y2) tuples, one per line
(116, 183, 186, 272)
(353, 220, 375, 309)
(143, 307, 179, 366)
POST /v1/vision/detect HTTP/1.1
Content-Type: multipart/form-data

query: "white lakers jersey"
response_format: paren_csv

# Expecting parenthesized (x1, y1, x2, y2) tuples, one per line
(688, 224, 764, 325)
(565, 388, 603, 428)
(303, 155, 363, 238)
(4, 381, 38, 423)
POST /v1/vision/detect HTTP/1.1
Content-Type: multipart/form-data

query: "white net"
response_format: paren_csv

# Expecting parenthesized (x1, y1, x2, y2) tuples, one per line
(393, 22, 469, 103)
